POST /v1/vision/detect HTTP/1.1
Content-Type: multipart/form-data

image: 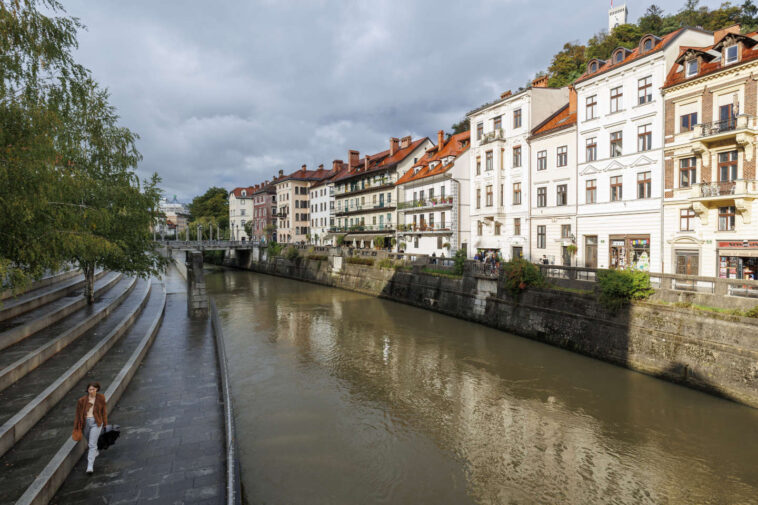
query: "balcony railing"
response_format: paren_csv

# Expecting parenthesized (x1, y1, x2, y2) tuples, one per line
(397, 223, 452, 233)
(690, 179, 758, 200)
(328, 224, 395, 233)
(695, 114, 755, 139)
(397, 196, 454, 210)
(480, 128, 505, 145)
(700, 181, 736, 197)
(334, 180, 393, 196)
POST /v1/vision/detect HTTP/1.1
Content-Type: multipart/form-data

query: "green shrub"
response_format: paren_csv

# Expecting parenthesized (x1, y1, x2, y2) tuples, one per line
(452, 249, 466, 276)
(307, 254, 328, 262)
(266, 242, 283, 258)
(345, 257, 374, 266)
(378, 258, 393, 269)
(596, 268, 654, 312)
(501, 258, 545, 297)
(336, 234, 346, 246)
(422, 267, 462, 279)
(744, 306, 758, 318)
(284, 246, 300, 261)
(373, 236, 384, 248)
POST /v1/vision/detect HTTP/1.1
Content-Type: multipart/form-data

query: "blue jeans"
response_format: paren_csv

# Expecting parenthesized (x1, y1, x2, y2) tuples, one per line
(83, 417, 102, 470)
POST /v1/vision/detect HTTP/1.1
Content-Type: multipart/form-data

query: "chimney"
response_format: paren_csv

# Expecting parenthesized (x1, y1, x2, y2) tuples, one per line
(714, 24, 740, 44)
(318, 164, 324, 171)
(301, 164, 306, 172)
(279, 169, 283, 177)
(532, 75, 549, 88)
(348, 150, 360, 169)
(364, 156, 369, 171)
(500, 90, 512, 99)
(400, 136, 412, 149)
(389, 137, 399, 156)
(437, 130, 445, 150)
(568, 85, 577, 115)
(332, 159, 343, 171)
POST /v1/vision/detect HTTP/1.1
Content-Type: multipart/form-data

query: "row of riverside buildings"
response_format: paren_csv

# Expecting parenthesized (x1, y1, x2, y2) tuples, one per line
(229, 8, 758, 280)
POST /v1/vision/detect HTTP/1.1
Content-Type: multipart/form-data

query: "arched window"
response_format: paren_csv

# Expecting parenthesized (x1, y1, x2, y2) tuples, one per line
(590, 61, 597, 73)
(644, 38, 653, 51)
(615, 50, 624, 63)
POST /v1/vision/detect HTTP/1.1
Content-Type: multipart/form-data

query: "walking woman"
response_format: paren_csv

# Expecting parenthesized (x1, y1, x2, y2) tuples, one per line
(71, 382, 107, 474)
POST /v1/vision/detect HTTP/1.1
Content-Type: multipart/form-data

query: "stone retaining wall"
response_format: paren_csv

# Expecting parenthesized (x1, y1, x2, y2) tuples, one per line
(224, 247, 758, 408)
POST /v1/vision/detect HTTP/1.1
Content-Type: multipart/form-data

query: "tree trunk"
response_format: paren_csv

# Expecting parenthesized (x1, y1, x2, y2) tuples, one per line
(84, 264, 95, 305)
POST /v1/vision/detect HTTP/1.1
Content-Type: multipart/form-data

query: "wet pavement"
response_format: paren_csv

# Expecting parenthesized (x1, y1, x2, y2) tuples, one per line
(51, 266, 225, 505)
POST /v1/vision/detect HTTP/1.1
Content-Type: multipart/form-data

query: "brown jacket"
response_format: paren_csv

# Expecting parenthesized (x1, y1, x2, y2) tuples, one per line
(71, 393, 107, 441)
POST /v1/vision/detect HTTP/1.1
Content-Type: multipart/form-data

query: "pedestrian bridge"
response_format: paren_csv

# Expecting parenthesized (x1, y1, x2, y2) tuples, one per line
(160, 239, 261, 251)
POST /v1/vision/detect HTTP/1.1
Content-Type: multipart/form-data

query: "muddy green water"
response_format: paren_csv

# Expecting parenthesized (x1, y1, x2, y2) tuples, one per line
(206, 269, 758, 505)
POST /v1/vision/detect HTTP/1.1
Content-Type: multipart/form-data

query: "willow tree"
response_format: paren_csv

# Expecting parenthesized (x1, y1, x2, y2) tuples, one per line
(54, 80, 167, 303)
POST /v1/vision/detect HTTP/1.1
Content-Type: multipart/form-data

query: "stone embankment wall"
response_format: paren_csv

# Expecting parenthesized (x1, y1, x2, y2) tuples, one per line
(224, 247, 758, 408)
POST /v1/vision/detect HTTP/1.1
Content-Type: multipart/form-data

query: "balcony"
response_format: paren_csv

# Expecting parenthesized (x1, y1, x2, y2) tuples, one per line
(689, 179, 757, 225)
(328, 224, 395, 234)
(397, 196, 454, 211)
(335, 203, 396, 216)
(397, 223, 452, 234)
(479, 128, 505, 145)
(334, 180, 393, 197)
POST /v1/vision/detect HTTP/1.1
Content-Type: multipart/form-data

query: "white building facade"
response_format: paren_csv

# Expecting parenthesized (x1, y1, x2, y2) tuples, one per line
(528, 96, 578, 266)
(467, 82, 569, 260)
(396, 131, 471, 256)
(574, 27, 712, 270)
(228, 187, 255, 241)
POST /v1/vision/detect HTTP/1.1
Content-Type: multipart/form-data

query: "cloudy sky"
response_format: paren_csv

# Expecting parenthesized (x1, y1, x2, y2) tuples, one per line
(63, 0, 713, 202)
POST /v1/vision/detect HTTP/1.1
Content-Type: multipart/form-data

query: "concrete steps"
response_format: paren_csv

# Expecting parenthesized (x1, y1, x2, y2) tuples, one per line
(0, 270, 107, 323)
(0, 269, 80, 302)
(0, 274, 132, 393)
(0, 280, 166, 505)
(0, 272, 123, 353)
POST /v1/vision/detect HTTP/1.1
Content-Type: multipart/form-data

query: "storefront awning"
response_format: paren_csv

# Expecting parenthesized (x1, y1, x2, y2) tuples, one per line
(719, 248, 758, 258)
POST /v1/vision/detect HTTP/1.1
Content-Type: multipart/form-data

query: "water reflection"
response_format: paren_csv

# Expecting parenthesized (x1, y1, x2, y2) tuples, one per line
(207, 269, 758, 505)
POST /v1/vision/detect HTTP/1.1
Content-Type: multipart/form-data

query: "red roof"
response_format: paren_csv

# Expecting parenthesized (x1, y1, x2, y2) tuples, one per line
(331, 137, 429, 184)
(396, 132, 470, 185)
(575, 29, 684, 84)
(310, 163, 348, 189)
(530, 104, 576, 138)
(664, 31, 758, 87)
(275, 167, 332, 184)
(230, 187, 255, 198)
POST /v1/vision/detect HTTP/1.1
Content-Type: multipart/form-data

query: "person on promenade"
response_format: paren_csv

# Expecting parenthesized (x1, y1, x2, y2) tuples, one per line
(71, 382, 107, 474)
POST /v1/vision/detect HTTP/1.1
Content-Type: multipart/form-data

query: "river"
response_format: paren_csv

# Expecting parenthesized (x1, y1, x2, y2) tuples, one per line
(206, 268, 758, 505)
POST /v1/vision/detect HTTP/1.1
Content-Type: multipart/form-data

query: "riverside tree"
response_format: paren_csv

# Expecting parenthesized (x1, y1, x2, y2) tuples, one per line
(0, 0, 167, 299)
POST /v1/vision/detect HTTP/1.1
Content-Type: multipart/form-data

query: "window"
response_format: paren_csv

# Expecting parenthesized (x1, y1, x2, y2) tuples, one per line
(513, 183, 521, 205)
(725, 45, 738, 64)
(537, 187, 547, 207)
(485, 150, 493, 171)
(590, 62, 597, 72)
(493, 115, 502, 131)
(680, 208, 696, 231)
(476, 188, 481, 209)
(586, 95, 597, 119)
(718, 206, 736, 231)
(537, 226, 546, 249)
(686, 59, 698, 77)
(680, 112, 698, 132)
(477, 221, 483, 235)
(586, 137, 597, 161)
(500, 184, 504, 206)
(494, 222, 501, 235)
(476, 122, 483, 140)
(557, 146, 567, 167)
(537, 150, 547, 170)
(514, 109, 522, 128)
(718, 150, 738, 181)
(513, 146, 522, 168)
(557, 184, 568, 206)
(514, 218, 521, 236)
(561, 224, 571, 238)
(486, 185, 493, 206)
(637, 171, 652, 198)
(610, 131, 623, 157)
(644, 38, 653, 51)
(476, 157, 481, 175)
(679, 157, 697, 187)
(441, 212, 445, 228)
(610, 175, 623, 201)
(429, 213, 434, 227)
(615, 50, 623, 63)
(610, 86, 623, 113)
(586, 179, 597, 203)
(638, 124, 652, 151)
(637, 76, 653, 105)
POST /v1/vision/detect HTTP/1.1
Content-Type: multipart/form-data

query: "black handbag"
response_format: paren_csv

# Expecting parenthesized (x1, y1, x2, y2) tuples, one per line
(97, 424, 121, 450)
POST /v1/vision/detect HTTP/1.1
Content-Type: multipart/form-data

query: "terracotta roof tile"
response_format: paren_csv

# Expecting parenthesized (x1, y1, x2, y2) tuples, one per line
(332, 137, 429, 184)
(530, 104, 576, 138)
(664, 32, 758, 88)
(395, 131, 470, 186)
(230, 186, 256, 198)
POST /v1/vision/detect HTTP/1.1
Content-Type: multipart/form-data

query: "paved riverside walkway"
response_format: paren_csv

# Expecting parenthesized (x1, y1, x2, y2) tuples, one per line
(51, 267, 226, 505)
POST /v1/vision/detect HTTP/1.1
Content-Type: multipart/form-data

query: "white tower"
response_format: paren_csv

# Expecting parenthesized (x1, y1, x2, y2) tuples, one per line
(609, 3, 628, 32)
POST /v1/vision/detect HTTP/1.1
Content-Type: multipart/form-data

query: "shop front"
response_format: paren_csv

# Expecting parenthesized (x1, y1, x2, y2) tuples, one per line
(609, 234, 651, 271)
(717, 240, 758, 279)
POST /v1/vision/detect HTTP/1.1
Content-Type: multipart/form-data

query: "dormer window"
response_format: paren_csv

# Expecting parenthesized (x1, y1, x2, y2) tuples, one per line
(241, 190, 246, 197)
(590, 62, 597, 73)
(725, 45, 738, 64)
(644, 38, 652, 51)
(614, 50, 624, 63)
(686, 59, 698, 78)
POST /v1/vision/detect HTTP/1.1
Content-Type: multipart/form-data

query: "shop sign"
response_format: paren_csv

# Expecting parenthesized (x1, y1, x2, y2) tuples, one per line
(611, 240, 625, 246)
(718, 240, 758, 248)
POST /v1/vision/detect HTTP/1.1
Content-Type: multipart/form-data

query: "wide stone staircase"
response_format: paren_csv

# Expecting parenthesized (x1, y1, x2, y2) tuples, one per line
(0, 270, 167, 505)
